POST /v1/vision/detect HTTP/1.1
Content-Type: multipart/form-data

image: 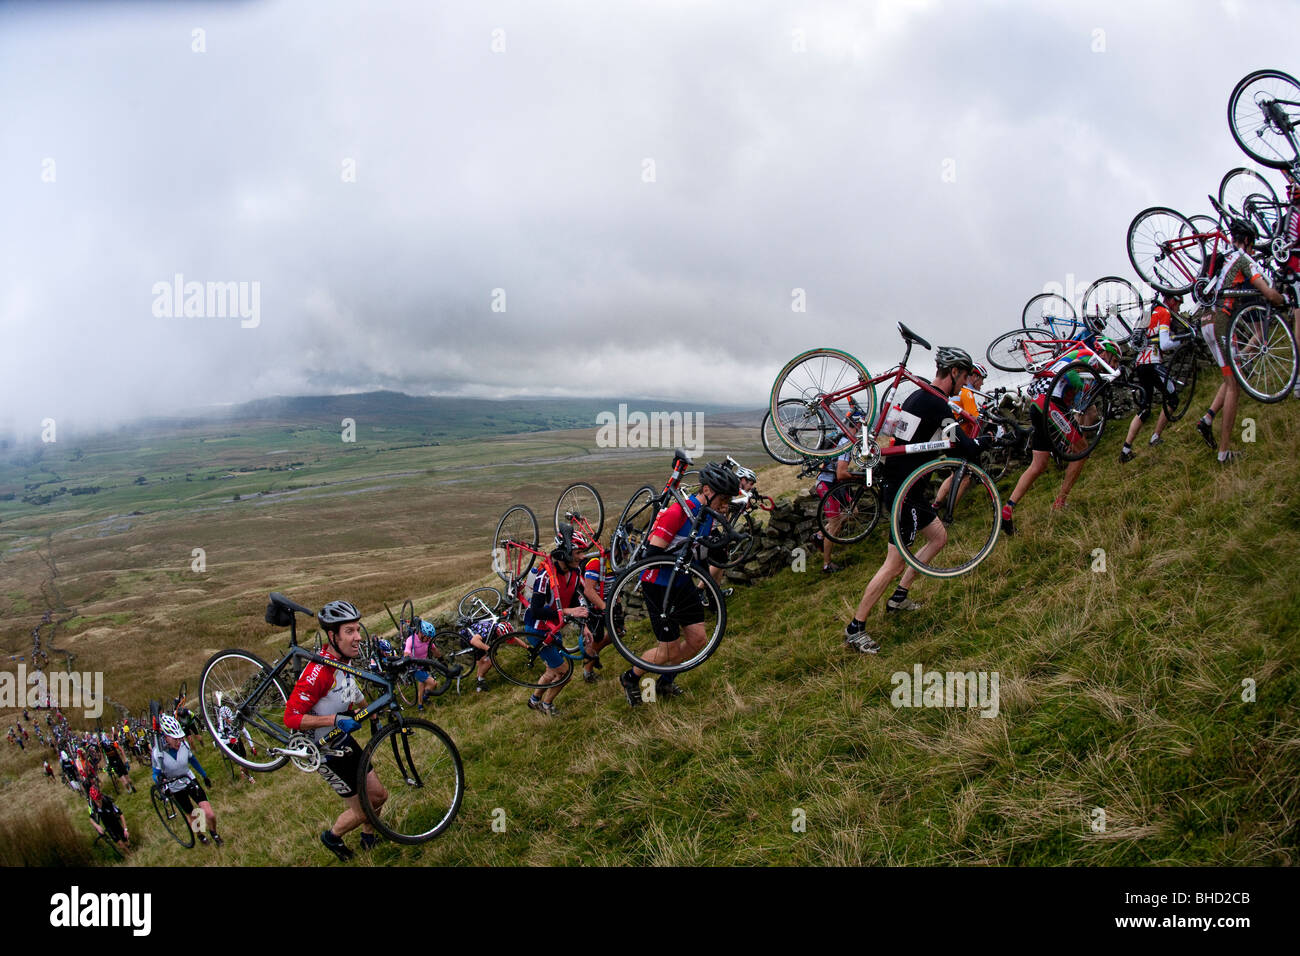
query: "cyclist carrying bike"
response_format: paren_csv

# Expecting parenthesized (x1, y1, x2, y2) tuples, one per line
(1000, 338, 1120, 534)
(404, 618, 445, 711)
(283, 599, 388, 862)
(573, 529, 618, 683)
(620, 461, 740, 699)
(151, 713, 221, 846)
(1120, 291, 1181, 462)
(844, 348, 990, 653)
(521, 530, 590, 716)
(1194, 218, 1288, 463)
(87, 783, 129, 850)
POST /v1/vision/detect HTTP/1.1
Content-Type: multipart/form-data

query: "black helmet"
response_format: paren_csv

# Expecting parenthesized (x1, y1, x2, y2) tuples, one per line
(699, 462, 741, 497)
(1229, 218, 1258, 246)
(318, 600, 361, 628)
(935, 346, 975, 372)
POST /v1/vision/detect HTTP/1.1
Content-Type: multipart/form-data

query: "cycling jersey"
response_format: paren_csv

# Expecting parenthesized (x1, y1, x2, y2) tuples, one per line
(881, 386, 982, 485)
(151, 740, 203, 793)
(403, 632, 435, 659)
(582, 557, 616, 600)
(1212, 250, 1263, 314)
(1028, 347, 1099, 402)
(284, 646, 365, 743)
(523, 563, 581, 630)
(957, 387, 981, 439)
(816, 450, 850, 484)
(1137, 306, 1176, 366)
(640, 495, 715, 585)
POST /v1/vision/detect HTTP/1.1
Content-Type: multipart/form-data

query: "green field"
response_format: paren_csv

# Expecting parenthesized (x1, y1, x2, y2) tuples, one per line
(1, 384, 1297, 866)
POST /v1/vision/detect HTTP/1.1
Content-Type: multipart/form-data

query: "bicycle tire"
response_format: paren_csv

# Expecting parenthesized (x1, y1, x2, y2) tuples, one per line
(1044, 362, 1108, 461)
(150, 785, 195, 849)
(818, 478, 881, 544)
(1127, 206, 1200, 294)
(493, 505, 538, 583)
(718, 510, 758, 569)
(1079, 276, 1141, 338)
(1219, 167, 1281, 236)
(398, 599, 415, 639)
(768, 348, 874, 459)
(488, 630, 574, 689)
(1021, 292, 1078, 338)
(605, 556, 727, 675)
(762, 401, 808, 465)
(1160, 345, 1198, 423)
(358, 718, 463, 845)
(457, 586, 502, 621)
(986, 328, 1059, 373)
(198, 649, 290, 772)
(555, 482, 604, 541)
(1228, 303, 1299, 403)
(610, 485, 659, 571)
(1228, 69, 1300, 170)
(890, 457, 1001, 579)
(94, 830, 125, 862)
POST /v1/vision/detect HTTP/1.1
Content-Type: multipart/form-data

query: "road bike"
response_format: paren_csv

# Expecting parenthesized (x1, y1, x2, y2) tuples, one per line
(1228, 69, 1300, 170)
(150, 783, 195, 849)
(198, 592, 464, 844)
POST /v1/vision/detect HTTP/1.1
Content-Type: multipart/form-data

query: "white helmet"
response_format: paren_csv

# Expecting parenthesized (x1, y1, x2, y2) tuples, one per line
(158, 714, 184, 738)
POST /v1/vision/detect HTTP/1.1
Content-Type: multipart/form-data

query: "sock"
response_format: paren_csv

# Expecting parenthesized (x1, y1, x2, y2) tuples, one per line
(1122, 443, 1132, 454)
(846, 619, 866, 635)
(528, 694, 539, 704)
(1007, 499, 1018, 509)
(889, 586, 909, 604)
(1149, 433, 1160, 444)
(1202, 409, 1216, 424)
(657, 673, 675, 687)
(1218, 450, 1230, 461)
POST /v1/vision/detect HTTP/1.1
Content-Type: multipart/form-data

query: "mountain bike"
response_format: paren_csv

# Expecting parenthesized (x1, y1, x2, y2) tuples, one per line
(1228, 69, 1300, 170)
(198, 592, 464, 844)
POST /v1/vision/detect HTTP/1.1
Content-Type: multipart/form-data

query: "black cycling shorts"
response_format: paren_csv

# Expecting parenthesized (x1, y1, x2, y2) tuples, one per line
(1029, 403, 1053, 454)
(1133, 363, 1170, 414)
(169, 780, 207, 815)
(640, 579, 707, 643)
(318, 735, 364, 799)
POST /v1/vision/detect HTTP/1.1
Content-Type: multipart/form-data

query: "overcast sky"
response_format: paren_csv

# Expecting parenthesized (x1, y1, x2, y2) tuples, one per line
(2, 0, 1297, 434)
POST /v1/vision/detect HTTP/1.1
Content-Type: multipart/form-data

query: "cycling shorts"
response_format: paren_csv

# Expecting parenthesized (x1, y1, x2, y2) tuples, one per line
(1133, 364, 1171, 414)
(168, 780, 207, 815)
(522, 629, 566, 669)
(98, 811, 126, 843)
(883, 479, 937, 549)
(318, 735, 364, 799)
(413, 669, 430, 684)
(639, 578, 707, 643)
(815, 479, 842, 518)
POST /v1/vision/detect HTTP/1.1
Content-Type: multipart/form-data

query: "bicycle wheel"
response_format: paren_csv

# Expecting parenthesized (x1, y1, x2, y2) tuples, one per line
(198, 650, 290, 772)
(399, 599, 415, 638)
(150, 785, 195, 848)
(762, 401, 808, 465)
(555, 482, 604, 540)
(610, 485, 658, 571)
(1044, 363, 1108, 461)
(493, 505, 538, 583)
(719, 510, 758, 569)
(768, 348, 874, 458)
(986, 328, 1059, 373)
(488, 630, 574, 689)
(358, 718, 463, 845)
(1021, 293, 1078, 338)
(457, 586, 501, 620)
(1127, 206, 1199, 294)
(94, 830, 125, 862)
(890, 458, 1001, 579)
(1228, 69, 1300, 170)
(818, 479, 881, 544)
(1079, 276, 1141, 338)
(1228, 304, 1299, 403)
(606, 557, 726, 675)
(1161, 346, 1198, 423)
(1219, 167, 1281, 236)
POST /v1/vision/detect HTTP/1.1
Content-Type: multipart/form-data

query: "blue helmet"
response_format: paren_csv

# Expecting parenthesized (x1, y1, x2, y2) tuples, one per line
(419, 619, 436, 639)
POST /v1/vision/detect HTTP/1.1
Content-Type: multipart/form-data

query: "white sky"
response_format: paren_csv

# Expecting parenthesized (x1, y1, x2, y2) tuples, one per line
(2, 0, 1297, 433)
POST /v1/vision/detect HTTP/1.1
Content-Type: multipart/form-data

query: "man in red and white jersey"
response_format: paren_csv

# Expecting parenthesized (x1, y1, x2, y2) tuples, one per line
(284, 599, 388, 862)
(1120, 291, 1181, 462)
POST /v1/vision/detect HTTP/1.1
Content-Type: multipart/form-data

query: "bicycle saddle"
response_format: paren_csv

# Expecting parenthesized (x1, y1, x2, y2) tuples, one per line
(897, 322, 933, 350)
(673, 448, 695, 465)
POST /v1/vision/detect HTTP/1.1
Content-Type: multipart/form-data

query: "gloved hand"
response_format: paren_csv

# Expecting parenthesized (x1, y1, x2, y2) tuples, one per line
(976, 434, 996, 452)
(334, 715, 361, 733)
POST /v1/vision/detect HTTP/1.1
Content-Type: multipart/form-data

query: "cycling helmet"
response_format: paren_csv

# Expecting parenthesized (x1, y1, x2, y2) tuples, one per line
(732, 464, 757, 483)
(158, 714, 184, 739)
(377, 638, 394, 655)
(1229, 218, 1258, 246)
(88, 784, 101, 801)
(971, 364, 988, 379)
(935, 346, 975, 372)
(698, 462, 741, 497)
(318, 600, 361, 628)
(1096, 338, 1121, 358)
(419, 619, 437, 639)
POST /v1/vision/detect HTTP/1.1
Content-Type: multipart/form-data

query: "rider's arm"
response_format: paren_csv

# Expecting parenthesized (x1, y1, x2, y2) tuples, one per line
(187, 754, 208, 780)
(835, 457, 851, 481)
(646, 501, 688, 549)
(1251, 273, 1286, 306)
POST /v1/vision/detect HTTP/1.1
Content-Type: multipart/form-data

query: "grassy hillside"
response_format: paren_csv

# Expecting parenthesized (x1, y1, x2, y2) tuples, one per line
(1, 378, 1296, 866)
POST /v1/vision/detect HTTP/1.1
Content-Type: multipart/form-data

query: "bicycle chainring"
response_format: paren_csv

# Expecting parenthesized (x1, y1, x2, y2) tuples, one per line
(285, 733, 321, 773)
(852, 437, 882, 471)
